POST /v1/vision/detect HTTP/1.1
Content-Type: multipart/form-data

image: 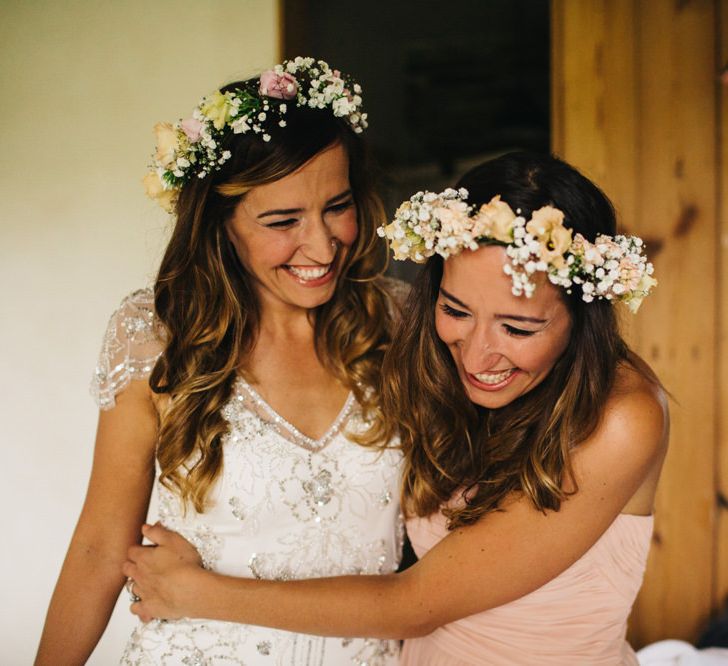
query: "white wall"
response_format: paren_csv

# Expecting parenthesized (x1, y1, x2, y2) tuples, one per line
(0, 2, 279, 662)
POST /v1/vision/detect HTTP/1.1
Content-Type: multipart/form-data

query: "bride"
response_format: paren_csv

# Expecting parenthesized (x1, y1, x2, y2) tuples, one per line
(35, 57, 407, 665)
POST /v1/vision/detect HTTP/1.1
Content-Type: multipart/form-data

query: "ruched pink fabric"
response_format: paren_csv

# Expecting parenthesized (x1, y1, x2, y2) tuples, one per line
(401, 512, 653, 665)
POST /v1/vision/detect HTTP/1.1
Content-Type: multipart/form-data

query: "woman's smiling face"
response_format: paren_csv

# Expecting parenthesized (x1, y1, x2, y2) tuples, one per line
(435, 245, 573, 409)
(225, 142, 358, 314)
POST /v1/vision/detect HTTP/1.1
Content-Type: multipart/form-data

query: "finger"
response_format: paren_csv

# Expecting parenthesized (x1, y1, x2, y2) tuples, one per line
(122, 561, 138, 579)
(142, 522, 172, 545)
(130, 601, 151, 622)
(132, 599, 155, 623)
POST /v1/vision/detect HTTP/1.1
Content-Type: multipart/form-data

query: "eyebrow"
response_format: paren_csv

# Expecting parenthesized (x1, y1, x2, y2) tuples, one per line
(257, 189, 352, 219)
(439, 288, 548, 324)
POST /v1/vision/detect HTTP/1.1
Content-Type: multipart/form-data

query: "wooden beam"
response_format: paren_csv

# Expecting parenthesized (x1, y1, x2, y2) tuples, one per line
(716, 0, 728, 617)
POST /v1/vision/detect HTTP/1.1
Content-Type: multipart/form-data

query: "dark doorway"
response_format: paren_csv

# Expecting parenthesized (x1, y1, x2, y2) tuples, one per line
(283, 0, 550, 281)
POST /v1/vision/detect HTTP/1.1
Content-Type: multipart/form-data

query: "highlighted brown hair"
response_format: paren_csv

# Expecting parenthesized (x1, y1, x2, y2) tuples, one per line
(150, 80, 393, 511)
(376, 153, 659, 528)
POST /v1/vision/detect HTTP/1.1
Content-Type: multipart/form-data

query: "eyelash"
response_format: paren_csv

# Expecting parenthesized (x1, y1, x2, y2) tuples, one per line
(328, 200, 354, 214)
(504, 325, 536, 337)
(265, 200, 354, 229)
(266, 218, 296, 228)
(440, 303, 468, 318)
(440, 304, 537, 337)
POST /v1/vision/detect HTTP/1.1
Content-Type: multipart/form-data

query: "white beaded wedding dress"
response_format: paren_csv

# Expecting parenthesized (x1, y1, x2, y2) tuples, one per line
(91, 286, 405, 666)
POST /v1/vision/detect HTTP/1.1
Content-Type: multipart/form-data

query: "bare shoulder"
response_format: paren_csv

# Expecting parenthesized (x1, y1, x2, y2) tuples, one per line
(589, 360, 669, 469)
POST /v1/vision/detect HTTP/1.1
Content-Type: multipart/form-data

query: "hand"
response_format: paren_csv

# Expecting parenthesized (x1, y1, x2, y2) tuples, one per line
(123, 522, 205, 622)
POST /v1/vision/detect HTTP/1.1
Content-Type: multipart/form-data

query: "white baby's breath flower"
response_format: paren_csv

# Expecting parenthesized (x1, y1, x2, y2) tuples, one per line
(377, 186, 655, 311)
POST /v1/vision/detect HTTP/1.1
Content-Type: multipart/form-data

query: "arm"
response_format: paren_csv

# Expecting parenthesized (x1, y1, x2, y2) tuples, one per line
(126, 379, 667, 639)
(35, 379, 158, 665)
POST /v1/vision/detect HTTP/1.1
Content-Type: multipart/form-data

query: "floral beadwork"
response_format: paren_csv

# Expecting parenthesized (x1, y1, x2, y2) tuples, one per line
(90, 289, 163, 410)
(97, 283, 405, 666)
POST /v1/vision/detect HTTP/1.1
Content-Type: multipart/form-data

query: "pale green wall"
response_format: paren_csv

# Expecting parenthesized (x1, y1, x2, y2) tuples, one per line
(0, 1, 279, 661)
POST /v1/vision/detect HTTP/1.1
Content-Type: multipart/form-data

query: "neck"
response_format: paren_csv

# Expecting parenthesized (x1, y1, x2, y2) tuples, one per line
(257, 300, 316, 342)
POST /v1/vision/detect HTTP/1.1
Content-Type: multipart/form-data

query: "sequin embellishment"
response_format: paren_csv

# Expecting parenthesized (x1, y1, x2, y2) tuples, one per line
(107, 282, 408, 665)
(304, 469, 334, 506)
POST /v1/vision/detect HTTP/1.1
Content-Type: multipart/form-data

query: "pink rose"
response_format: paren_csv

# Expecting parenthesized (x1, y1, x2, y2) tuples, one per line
(259, 70, 298, 100)
(180, 117, 203, 142)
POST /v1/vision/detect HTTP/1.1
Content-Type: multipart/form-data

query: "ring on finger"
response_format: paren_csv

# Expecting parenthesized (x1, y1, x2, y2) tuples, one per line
(125, 577, 141, 603)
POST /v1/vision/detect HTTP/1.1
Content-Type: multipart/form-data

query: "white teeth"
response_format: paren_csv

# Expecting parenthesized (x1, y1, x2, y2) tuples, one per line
(474, 369, 515, 385)
(287, 265, 330, 281)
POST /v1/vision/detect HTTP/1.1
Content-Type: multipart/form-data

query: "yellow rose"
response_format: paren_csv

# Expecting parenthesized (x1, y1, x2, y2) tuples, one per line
(478, 196, 516, 243)
(526, 206, 572, 263)
(142, 171, 177, 213)
(625, 274, 658, 313)
(200, 91, 234, 130)
(153, 122, 179, 168)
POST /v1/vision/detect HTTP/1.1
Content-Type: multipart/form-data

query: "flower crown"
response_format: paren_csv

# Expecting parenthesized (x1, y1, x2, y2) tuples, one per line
(143, 56, 367, 212)
(378, 188, 657, 312)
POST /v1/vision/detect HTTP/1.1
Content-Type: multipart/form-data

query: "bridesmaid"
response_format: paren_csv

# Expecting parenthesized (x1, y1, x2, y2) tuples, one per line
(36, 58, 407, 665)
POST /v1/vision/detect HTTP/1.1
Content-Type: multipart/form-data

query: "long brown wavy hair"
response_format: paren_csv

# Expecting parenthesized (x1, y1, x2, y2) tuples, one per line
(149, 77, 393, 512)
(376, 152, 659, 529)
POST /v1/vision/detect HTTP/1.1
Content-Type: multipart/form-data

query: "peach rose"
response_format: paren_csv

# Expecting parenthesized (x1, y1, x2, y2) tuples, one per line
(153, 122, 179, 168)
(526, 206, 572, 264)
(143, 171, 176, 213)
(477, 195, 516, 243)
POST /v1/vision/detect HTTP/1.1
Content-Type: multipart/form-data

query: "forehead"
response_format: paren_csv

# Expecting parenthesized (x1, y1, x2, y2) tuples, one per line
(440, 245, 565, 315)
(242, 142, 350, 211)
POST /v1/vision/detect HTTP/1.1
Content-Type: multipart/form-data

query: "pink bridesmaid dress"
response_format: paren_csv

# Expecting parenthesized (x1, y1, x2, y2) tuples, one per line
(401, 511, 653, 665)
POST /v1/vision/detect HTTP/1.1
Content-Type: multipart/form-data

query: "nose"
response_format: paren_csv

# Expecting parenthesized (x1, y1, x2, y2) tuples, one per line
(459, 324, 502, 373)
(300, 215, 336, 263)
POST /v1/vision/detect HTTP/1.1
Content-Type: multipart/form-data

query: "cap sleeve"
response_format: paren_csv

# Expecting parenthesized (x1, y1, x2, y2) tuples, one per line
(90, 288, 165, 410)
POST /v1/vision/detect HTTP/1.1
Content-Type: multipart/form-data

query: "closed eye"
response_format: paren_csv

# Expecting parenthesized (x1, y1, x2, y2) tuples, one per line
(326, 200, 354, 215)
(440, 302, 469, 319)
(504, 324, 536, 337)
(265, 218, 298, 229)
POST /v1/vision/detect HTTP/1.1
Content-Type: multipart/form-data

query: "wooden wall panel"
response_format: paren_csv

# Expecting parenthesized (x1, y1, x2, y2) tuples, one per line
(632, 0, 717, 643)
(717, 0, 728, 614)
(552, 0, 719, 646)
(551, 0, 637, 225)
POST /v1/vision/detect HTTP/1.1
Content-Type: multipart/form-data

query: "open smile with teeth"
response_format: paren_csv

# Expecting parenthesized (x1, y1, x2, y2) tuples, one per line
(473, 368, 517, 385)
(285, 264, 333, 281)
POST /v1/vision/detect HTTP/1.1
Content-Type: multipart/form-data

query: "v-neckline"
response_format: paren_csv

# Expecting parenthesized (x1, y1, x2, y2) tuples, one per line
(235, 376, 356, 452)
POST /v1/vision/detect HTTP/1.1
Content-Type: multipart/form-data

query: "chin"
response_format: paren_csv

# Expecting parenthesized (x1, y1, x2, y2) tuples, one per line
(465, 389, 513, 410)
(289, 283, 339, 309)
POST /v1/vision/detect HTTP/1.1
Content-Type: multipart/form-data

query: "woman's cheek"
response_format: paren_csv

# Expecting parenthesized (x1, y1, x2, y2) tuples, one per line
(337, 211, 359, 246)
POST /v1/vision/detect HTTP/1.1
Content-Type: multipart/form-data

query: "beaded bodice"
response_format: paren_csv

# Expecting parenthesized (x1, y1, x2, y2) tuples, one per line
(91, 285, 406, 666)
